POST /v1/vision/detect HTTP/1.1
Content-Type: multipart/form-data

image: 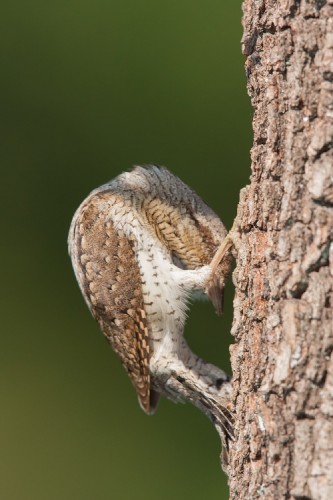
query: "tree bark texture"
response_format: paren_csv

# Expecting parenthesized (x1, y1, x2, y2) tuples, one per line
(227, 1, 333, 499)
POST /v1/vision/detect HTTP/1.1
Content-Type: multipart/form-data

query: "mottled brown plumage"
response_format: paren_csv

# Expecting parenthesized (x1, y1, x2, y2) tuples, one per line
(69, 192, 154, 412)
(68, 165, 232, 416)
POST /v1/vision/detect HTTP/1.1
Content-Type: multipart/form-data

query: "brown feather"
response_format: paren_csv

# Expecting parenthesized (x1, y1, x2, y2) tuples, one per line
(69, 191, 155, 413)
(69, 165, 231, 415)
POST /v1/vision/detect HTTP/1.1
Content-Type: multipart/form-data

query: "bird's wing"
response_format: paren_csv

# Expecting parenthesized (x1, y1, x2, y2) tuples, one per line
(69, 191, 158, 414)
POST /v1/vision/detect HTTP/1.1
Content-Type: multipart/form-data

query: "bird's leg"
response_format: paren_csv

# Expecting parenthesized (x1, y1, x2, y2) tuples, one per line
(204, 220, 241, 316)
(210, 234, 234, 276)
(210, 220, 240, 276)
(209, 186, 248, 280)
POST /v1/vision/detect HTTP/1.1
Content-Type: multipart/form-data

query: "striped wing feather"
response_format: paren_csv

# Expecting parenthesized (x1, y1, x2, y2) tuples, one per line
(69, 192, 154, 413)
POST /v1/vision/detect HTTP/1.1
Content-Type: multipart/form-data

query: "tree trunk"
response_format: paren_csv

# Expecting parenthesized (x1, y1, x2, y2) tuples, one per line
(227, 1, 333, 498)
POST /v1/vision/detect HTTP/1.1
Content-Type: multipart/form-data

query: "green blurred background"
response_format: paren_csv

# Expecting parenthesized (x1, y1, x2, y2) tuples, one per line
(1, 1, 251, 499)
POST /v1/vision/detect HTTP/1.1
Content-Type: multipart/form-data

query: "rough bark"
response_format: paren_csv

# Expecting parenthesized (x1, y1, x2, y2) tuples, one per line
(227, 1, 333, 499)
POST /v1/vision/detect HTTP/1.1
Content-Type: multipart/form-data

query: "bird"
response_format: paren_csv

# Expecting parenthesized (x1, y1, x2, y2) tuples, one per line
(68, 165, 233, 433)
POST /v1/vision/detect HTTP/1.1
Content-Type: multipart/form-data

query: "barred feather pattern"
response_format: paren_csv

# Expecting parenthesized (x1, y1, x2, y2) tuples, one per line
(68, 165, 232, 417)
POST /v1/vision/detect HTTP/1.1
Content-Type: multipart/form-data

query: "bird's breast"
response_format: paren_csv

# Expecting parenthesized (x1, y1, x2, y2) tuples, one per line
(134, 236, 188, 357)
